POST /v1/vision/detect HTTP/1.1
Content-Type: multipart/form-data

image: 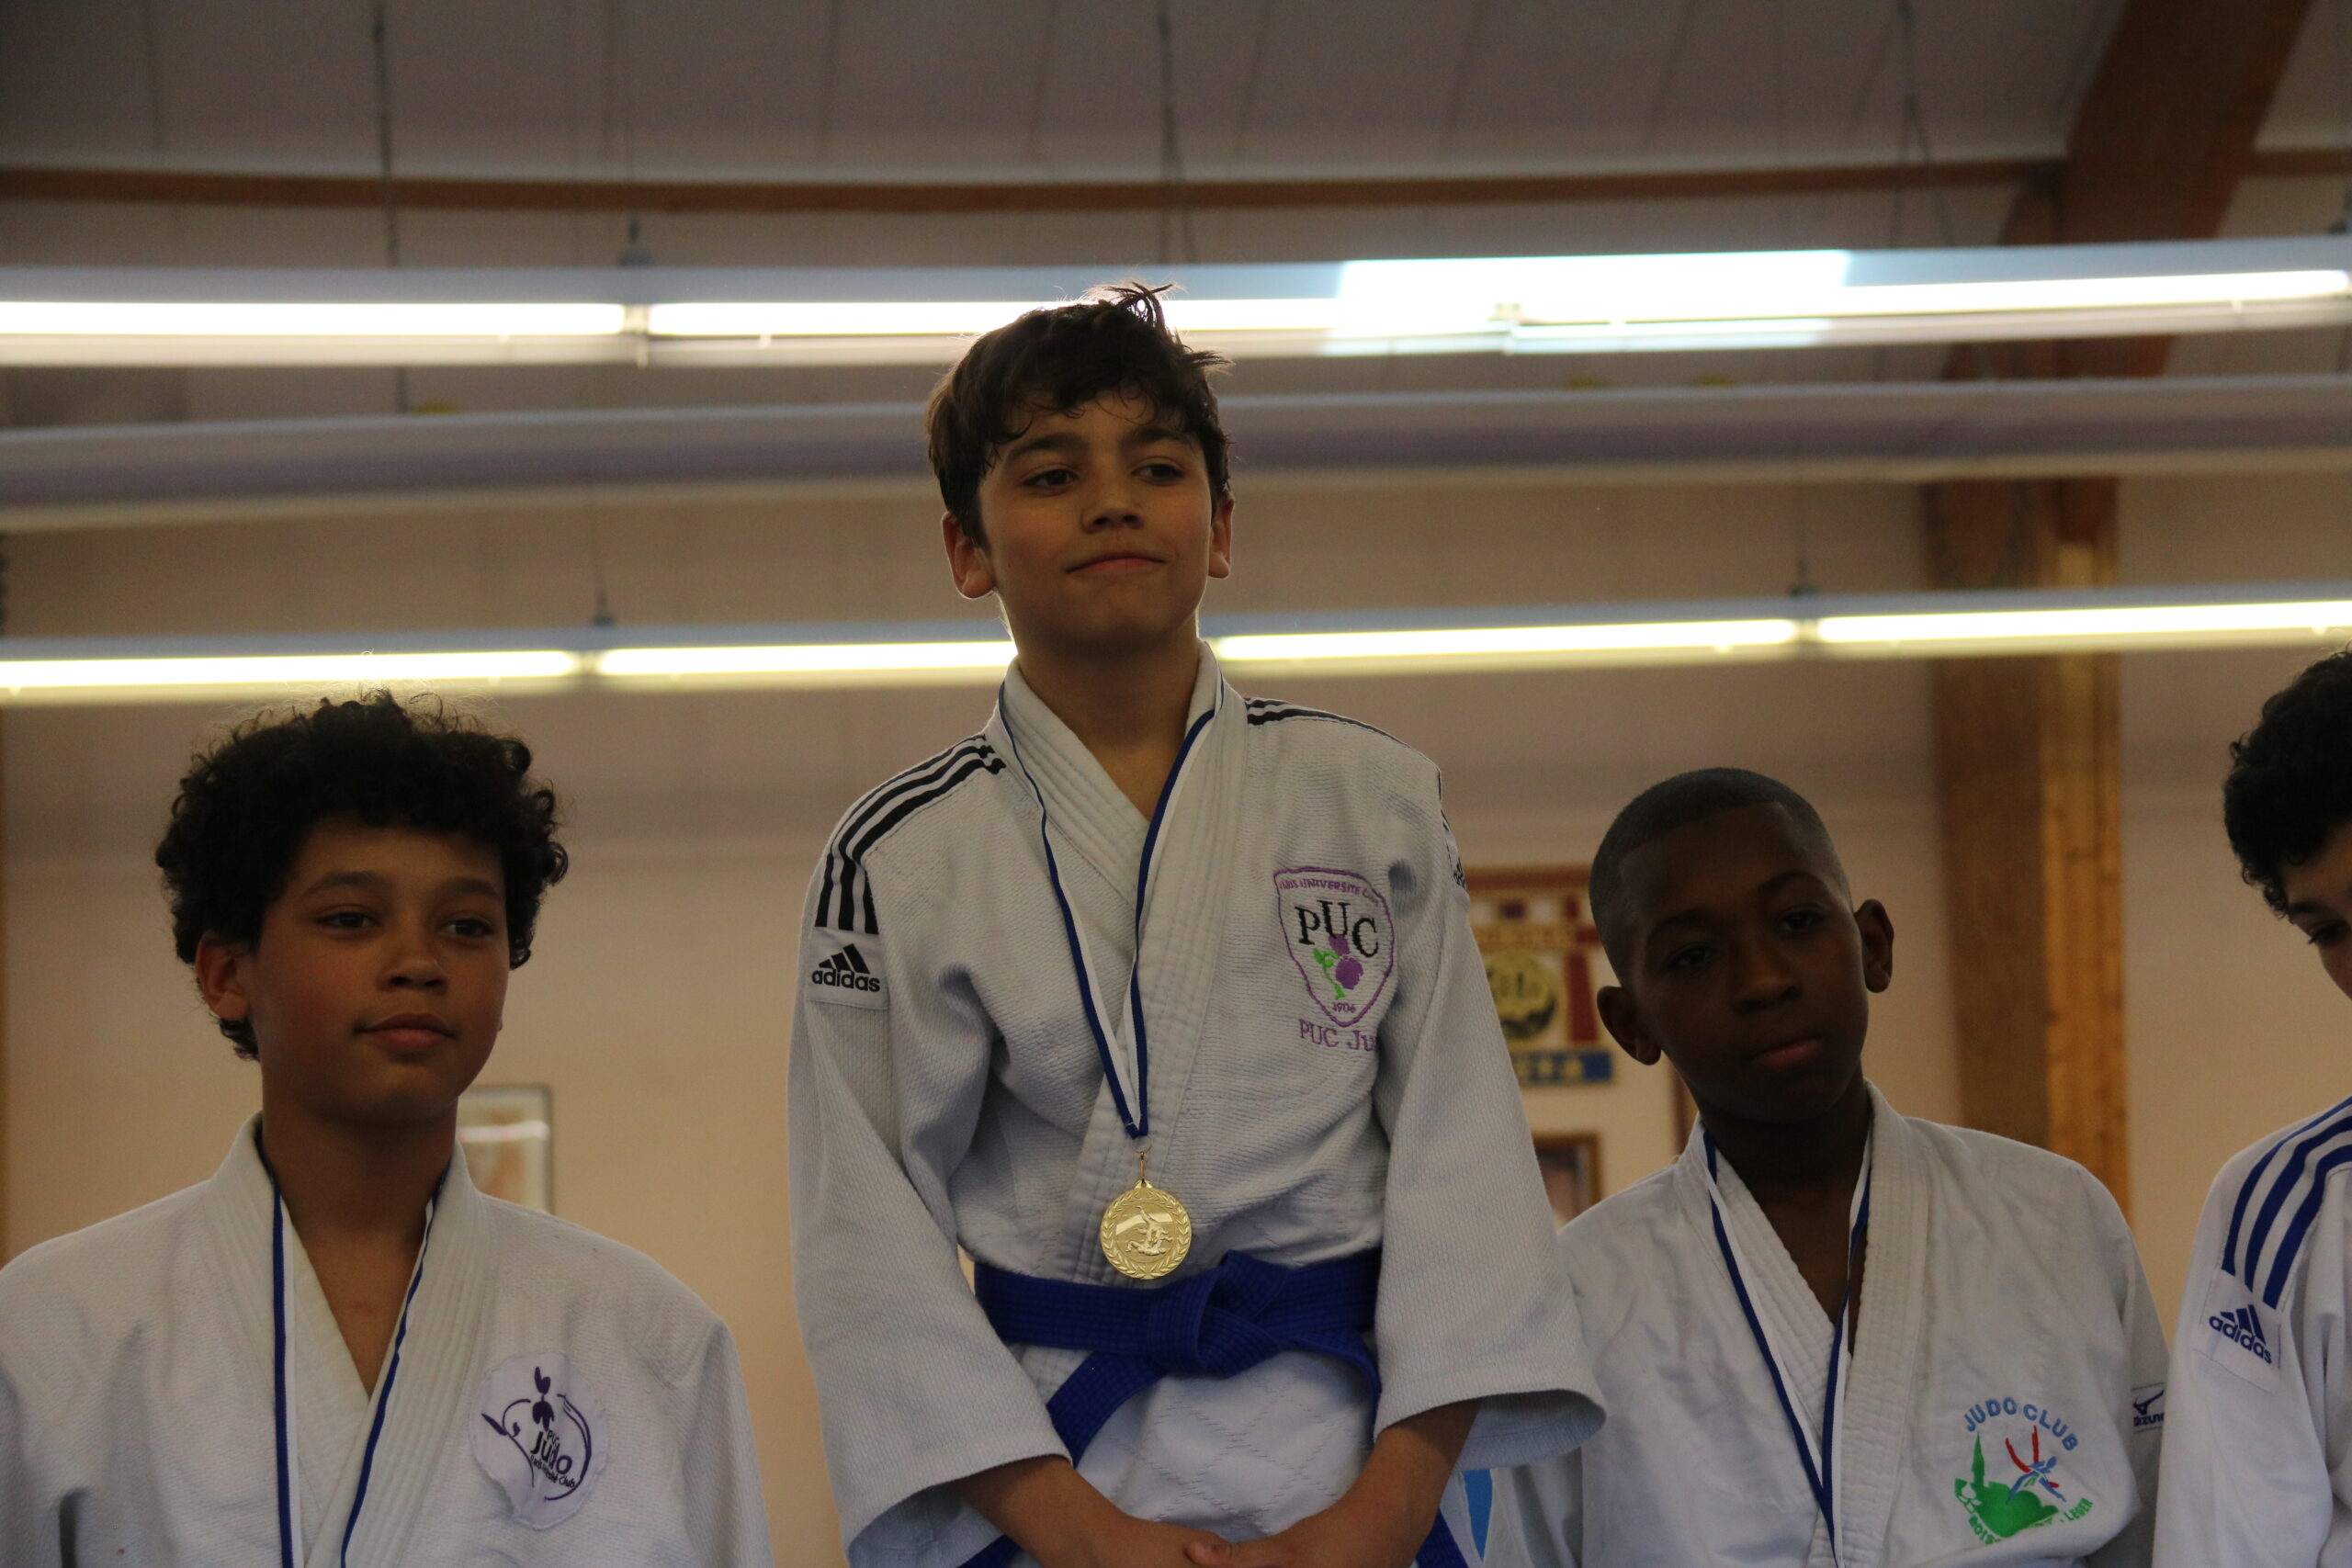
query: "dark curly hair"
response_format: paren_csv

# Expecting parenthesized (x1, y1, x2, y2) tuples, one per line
(925, 281, 1231, 544)
(154, 693, 568, 1057)
(2224, 649, 2352, 914)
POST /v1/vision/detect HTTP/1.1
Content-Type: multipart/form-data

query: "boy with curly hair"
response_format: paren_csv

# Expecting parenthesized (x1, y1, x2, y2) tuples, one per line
(0, 694, 773, 1567)
(787, 286, 1597, 1568)
(2156, 649, 2352, 1566)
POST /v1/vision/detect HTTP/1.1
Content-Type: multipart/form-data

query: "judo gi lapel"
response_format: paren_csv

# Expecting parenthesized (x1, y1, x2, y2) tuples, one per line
(1826, 1087, 1929, 1568)
(1674, 1087, 1921, 1568)
(1114, 650, 1244, 1236)
(996, 646, 1240, 1280)
(996, 663, 1150, 909)
(196, 1117, 498, 1568)
(328, 1147, 496, 1568)
(194, 1121, 307, 1543)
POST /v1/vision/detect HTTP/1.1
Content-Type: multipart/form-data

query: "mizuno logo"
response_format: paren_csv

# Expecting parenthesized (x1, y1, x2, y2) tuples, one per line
(2209, 1303, 2274, 1364)
(810, 944, 884, 993)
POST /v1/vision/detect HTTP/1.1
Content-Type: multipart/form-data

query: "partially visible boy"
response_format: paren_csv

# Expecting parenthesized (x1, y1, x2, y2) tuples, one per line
(1487, 768, 2165, 1567)
(0, 694, 773, 1566)
(2155, 649, 2352, 1566)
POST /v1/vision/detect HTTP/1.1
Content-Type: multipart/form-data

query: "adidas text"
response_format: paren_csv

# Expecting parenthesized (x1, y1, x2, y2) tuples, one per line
(808, 941, 888, 1009)
(2211, 1306, 2274, 1364)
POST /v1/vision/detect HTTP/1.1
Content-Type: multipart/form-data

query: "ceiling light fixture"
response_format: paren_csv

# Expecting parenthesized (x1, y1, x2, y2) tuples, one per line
(6, 236, 2348, 367)
(0, 585, 2343, 705)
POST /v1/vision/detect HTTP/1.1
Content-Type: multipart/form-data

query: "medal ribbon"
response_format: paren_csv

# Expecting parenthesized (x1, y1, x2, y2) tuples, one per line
(1702, 1130, 1872, 1560)
(999, 678, 1222, 1145)
(261, 1135, 442, 1568)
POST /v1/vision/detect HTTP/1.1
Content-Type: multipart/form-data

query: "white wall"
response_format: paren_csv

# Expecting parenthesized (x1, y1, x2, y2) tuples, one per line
(5, 476, 2345, 1561)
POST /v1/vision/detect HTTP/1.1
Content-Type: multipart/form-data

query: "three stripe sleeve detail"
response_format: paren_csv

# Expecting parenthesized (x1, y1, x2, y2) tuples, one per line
(816, 738, 1005, 936)
(2221, 1092, 2352, 1308)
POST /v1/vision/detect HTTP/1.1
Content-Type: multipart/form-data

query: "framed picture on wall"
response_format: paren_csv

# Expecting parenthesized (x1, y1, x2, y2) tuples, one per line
(1467, 866, 1616, 1088)
(458, 1084, 553, 1213)
(1532, 1132, 1602, 1226)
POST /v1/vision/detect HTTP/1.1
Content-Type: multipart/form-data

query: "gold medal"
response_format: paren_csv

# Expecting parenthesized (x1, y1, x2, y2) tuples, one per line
(1099, 1154, 1192, 1280)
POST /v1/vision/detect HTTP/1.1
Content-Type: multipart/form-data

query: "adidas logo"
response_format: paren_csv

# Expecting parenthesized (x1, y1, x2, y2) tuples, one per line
(811, 944, 884, 994)
(2209, 1303, 2274, 1364)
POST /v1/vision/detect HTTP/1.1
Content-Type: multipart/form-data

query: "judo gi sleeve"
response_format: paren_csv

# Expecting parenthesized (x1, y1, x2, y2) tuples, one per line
(786, 859, 1069, 1552)
(0, 1351, 59, 1568)
(1365, 770, 1601, 1467)
(679, 1321, 779, 1567)
(2083, 1164, 2167, 1568)
(2153, 1161, 2343, 1568)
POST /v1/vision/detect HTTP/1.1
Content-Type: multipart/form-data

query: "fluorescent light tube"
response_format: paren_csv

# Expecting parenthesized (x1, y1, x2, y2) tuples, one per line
(594, 640, 1014, 680)
(0, 303, 627, 337)
(647, 302, 1035, 337)
(1777, 269, 2348, 320)
(0, 586, 2346, 705)
(1213, 619, 1803, 671)
(8, 240, 2351, 367)
(646, 298, 1342, 338)
(1818, 599, 2352, 652)
(0, 650, 581, 693)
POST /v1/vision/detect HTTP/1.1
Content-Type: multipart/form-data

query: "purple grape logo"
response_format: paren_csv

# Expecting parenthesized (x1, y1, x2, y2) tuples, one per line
(1276, 867, 1396, 1028)
(1312, 946, 1365, 999)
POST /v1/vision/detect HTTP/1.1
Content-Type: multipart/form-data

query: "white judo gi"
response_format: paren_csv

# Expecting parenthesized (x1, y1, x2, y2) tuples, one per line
(0, 1118, 773, 1568)
(2154, 1094, 2352, 1566)
(788, 647, 1600, 1568)
(1485, 1086, 2166, 1568)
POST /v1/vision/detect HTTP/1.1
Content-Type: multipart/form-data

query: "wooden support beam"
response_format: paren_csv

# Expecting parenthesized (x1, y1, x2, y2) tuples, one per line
(1928, 500, 2125, 1193)
(0, 714, 9, 1262)
(0, 156, 2056, 216)
(1928, 0, 2315, 1207)
(3, 148, 2341, 219)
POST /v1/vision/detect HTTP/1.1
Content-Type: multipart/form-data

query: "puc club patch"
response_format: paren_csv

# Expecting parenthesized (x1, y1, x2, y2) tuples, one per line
(472, 1350, 607, 1529)
(1274, 866, 1396, 1030)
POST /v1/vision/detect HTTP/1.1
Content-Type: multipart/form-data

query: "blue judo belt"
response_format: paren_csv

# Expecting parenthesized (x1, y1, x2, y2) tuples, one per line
(959, 1247, 1467, 1568)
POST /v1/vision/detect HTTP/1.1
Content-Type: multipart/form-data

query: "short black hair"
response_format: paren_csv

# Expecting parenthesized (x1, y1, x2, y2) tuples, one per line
(925, 281, 1231, 544)
(2224, 649, 2352, 914)
(1589, 767, 1846, 968)
(154, 693, 569, 1058)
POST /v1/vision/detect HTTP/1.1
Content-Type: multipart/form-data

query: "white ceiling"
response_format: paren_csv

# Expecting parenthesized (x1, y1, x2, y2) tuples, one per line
(6, 0, 2352, 445)
(0, 0, 2169, 180)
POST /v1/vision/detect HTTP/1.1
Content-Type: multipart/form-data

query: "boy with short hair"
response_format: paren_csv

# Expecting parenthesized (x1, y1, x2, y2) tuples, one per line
(0, 694, 773, 1566)
(787, 285, 1599, 1568)
(2154, 649, 2352, 1565)
(1486, 767, 2165, 1567)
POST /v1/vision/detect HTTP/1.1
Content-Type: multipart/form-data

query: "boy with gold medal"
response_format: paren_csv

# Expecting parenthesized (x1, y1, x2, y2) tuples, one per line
(787, 287, 1600, 1568)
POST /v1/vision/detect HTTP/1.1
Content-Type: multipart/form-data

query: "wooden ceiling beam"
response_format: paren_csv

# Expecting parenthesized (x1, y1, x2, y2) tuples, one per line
(0, 156, 2062, 216)
(5, 146, 2340, 220)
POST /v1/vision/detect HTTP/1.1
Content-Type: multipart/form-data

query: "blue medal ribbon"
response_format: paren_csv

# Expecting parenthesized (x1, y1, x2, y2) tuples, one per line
(1702, 1131, 1872, 1559)
(998, 679, 1221, 1146)
(258, 1133, 442, 1568)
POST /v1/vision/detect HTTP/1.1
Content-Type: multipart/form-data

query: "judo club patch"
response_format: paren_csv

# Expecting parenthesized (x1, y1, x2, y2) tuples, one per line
(1952, 1395, 2093, 1544)
(1275, 866, 1396, 1034)
(472, 1351, 606, 1529)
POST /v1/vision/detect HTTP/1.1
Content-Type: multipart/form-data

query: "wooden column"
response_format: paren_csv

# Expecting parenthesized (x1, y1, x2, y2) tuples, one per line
(1926, 0, 2312, 1207)
(1928, 499, 2126, 1198)
(0, 714, 10, 1261)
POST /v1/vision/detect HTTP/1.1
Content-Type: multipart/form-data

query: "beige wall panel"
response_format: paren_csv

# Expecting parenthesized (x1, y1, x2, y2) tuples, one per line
(2117, 482, 2352, 1330)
